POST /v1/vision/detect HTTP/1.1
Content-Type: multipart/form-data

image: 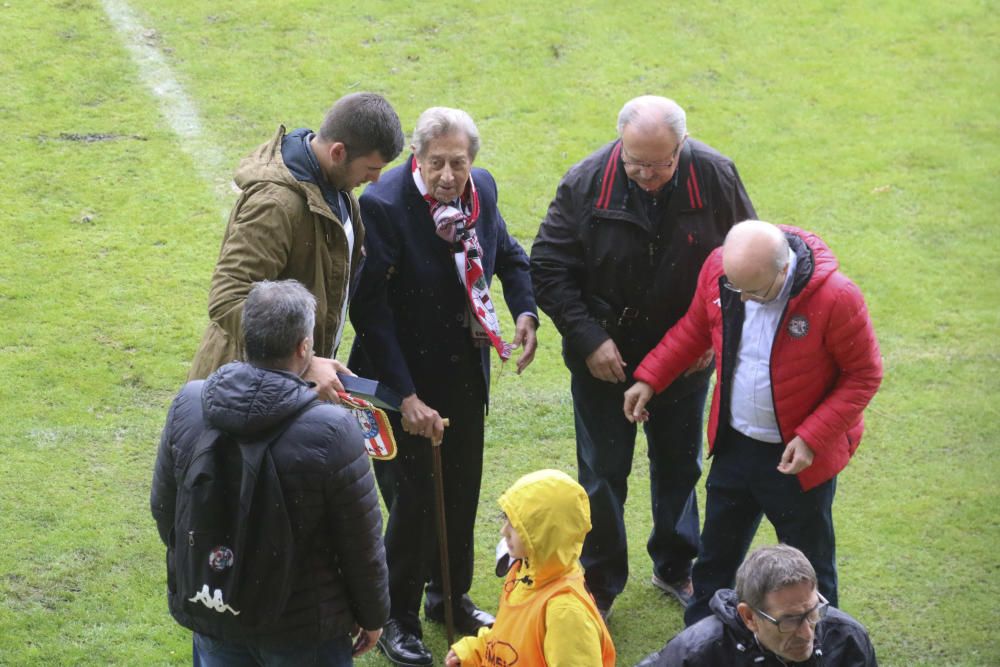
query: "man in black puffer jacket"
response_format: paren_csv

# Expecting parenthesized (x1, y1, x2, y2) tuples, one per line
(637, 545, 877, 667)
(151, 280, 387, 665)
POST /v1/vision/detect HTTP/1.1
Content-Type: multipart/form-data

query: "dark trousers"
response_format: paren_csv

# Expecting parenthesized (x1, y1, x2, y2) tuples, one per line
(192, 633, 352, 667)
(684, 424, 838, 626)
(571, 371, 705, 607)
(374, 353, 486, 635)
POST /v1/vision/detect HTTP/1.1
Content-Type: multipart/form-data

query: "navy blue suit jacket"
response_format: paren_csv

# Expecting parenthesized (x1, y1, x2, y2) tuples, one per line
(348, 156, 536, 406)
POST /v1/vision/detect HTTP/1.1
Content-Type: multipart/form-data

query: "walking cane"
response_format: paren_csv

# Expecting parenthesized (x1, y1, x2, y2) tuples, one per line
(432, 417, 455, 646)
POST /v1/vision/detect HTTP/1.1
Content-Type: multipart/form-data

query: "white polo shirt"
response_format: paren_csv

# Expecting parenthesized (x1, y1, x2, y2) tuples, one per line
(729, 247, 797, 443)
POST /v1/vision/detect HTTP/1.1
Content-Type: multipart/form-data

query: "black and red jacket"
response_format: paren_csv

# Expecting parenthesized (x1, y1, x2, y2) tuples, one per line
(531, 138, 756, 397)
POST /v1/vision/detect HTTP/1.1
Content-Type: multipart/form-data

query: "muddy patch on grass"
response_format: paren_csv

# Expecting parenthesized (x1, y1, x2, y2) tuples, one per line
(38, 133, 148, 143)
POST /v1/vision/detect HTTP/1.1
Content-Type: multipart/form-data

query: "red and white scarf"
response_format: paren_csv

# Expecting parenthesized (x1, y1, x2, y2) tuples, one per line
(412, 159, 512, 361)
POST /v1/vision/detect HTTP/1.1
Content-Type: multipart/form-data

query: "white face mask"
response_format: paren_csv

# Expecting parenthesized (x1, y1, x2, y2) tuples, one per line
(495, 537, 512, 577)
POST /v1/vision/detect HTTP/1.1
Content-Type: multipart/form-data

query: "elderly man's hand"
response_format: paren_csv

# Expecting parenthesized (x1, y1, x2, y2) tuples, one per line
(303, 357, 352, 402)
(623, 381, 655, 423)
(401, 394, 445, 445)
(778, 436, 815, 475)
(512, 314, 538, 375)
(585, 339, 627, 383)
(445, 649, 462, 666)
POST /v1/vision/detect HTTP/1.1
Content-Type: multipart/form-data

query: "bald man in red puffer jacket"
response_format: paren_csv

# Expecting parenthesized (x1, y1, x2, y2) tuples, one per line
(624, 220, 882, 626)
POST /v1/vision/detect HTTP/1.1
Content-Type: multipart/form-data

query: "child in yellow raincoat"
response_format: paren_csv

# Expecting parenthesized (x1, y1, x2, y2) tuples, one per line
(445, 469, 615, 666)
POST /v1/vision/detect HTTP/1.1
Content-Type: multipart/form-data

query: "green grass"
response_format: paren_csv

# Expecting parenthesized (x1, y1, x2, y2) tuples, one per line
(2, 0, 998, 664)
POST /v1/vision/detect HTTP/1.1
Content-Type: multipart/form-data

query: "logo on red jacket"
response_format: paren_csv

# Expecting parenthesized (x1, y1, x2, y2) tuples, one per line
(787, 315, 810, 338)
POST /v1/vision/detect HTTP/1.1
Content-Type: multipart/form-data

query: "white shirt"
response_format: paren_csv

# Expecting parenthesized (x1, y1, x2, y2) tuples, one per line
(332, 194, 354, 355)
(729, 247, 797, 443)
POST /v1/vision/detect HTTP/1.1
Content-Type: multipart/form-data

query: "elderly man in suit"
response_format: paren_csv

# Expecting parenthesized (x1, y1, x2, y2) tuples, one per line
(349, 107, 538, 667)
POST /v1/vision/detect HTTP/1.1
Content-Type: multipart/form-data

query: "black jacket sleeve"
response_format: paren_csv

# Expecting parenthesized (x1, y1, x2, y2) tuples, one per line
(150, 398, 180, 547)
(530, 167, 609, 360)
(349, 193, 417, 398)
(321, 409, 390, 631)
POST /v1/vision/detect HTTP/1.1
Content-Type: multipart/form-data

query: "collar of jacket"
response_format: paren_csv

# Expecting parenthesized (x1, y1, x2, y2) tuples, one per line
(713, 589, 825, 665)
(785, 232, 815, 299)
(401, 154, 431, 207)
(592, 139, 700, 224)
(257, 125, 355, 226)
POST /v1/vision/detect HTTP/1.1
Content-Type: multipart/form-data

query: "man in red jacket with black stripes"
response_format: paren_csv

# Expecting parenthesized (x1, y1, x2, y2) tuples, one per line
(624, 220, 882, 626)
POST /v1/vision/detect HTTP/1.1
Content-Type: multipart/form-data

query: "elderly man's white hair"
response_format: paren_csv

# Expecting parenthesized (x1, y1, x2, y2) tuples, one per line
(411, 106, 481, 160)
(617, 95, 687, 141)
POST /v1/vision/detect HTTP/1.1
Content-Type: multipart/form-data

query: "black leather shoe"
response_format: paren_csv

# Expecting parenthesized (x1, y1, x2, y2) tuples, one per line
(424, 597, 496, 636)
(377, 618, 433, 667)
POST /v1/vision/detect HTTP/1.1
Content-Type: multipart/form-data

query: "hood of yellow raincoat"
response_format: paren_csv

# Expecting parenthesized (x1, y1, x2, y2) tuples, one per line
(498, 469, 591, 586)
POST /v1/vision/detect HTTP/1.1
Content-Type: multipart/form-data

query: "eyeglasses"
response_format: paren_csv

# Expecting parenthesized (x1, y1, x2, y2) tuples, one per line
(621, 142, 683, 171)
(723, 263, 788, 299)
(752, 592, 829, 633)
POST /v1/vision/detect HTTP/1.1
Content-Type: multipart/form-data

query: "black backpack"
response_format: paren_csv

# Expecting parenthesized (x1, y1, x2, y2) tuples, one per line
(172, 403, 317, 631)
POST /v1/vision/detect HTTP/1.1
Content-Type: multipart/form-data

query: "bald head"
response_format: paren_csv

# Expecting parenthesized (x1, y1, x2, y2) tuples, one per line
(722, 221, 790, 302)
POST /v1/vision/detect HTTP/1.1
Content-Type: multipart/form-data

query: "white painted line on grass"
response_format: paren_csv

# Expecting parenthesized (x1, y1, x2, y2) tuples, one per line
(100, 0, 231, 204)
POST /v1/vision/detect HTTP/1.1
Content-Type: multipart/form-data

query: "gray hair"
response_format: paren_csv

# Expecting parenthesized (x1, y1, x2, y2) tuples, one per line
(318, 92, 405, 162)
(617, 95, 687, 142)
(736, 544, 818, 611)
(411, 107, 481, 160)
(242, 280, 316, 365)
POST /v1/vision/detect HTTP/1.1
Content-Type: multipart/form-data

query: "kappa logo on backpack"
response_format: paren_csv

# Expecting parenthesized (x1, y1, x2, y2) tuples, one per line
(172, 402, 317, 629)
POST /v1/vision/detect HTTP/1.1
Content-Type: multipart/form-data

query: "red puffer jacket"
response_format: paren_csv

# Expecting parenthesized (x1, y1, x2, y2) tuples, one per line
(633, 226, 882, 490)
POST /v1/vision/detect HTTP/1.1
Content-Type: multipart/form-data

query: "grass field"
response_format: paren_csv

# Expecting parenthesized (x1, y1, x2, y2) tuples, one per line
(1, 0, 998, 664)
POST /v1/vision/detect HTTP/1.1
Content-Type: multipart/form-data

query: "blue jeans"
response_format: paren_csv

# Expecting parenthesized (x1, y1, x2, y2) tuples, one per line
(684, 425, 838, 626)
(192, 633, 353, 667)
(572, 371, 705, 607)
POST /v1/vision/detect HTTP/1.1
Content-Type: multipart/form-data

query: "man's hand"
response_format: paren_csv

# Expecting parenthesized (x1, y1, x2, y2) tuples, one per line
(778, 436, 815, 475)
(585, 339, 627, 383)
(623, 381, 655, 423)
(401, 394, 445, 444)
(445, 649, 462, 666)
(683, 349, 715, 377)
(303, 357, 353, 402)
(512, 314, 538, 375)
(351, 626, 381, 657)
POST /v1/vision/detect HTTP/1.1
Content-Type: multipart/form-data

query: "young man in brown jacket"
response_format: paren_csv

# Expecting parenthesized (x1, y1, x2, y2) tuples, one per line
(189, 93, 404, 399)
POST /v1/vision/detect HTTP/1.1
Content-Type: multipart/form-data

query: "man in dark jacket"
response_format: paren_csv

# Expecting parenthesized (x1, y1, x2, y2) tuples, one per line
(349, 107, 538, 666)
(189, 93, 405, 400)
(637, 545, 878, 666)
(531, 95, 756, 616)
(152, 280, 387, 665)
